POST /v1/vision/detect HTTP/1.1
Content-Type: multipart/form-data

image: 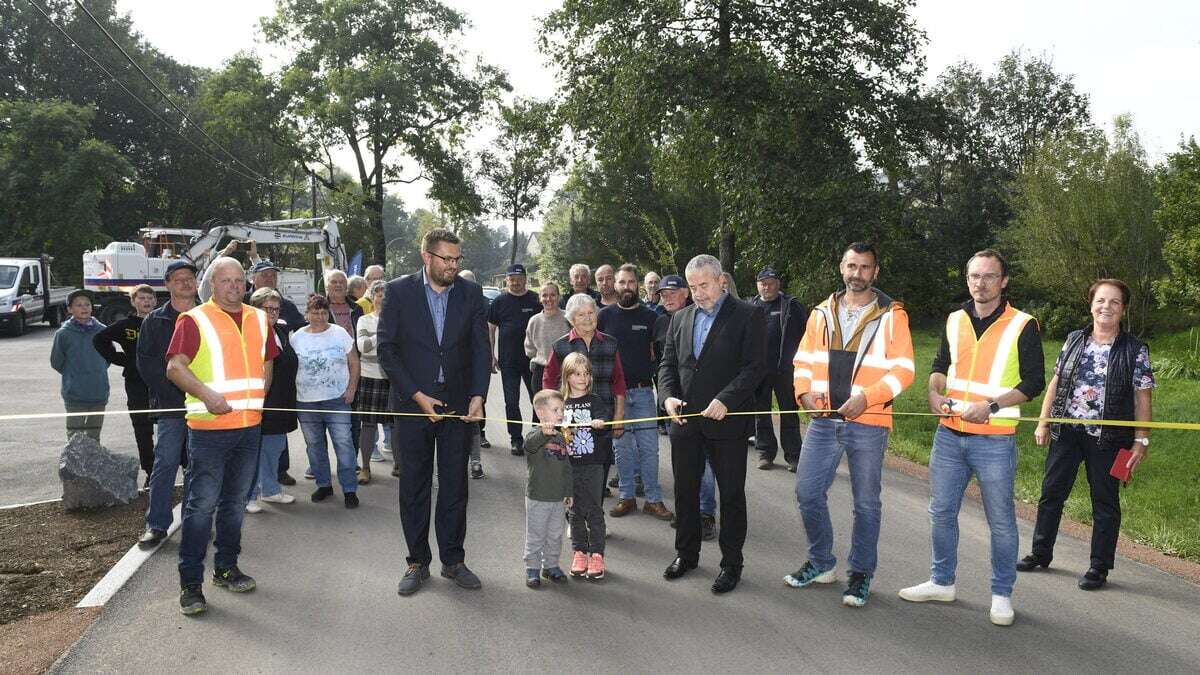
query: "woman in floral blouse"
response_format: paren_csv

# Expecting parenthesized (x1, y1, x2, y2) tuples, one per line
(1018, 279, 1154, 590)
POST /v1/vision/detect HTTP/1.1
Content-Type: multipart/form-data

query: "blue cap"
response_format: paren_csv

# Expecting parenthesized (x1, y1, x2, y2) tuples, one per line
(165, 260, 199, 281)
(756, 266, 780, 281)
(506, 264, 527, 276)
(660, 274, 685, 290)
(250, 259, 279, 274)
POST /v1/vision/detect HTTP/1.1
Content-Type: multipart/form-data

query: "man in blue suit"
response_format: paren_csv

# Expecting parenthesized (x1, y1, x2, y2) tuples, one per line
(378, 228, 490, 596)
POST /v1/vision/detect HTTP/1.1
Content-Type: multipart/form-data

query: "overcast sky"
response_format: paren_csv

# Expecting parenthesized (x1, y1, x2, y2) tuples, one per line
(115, 0, 1200, 224)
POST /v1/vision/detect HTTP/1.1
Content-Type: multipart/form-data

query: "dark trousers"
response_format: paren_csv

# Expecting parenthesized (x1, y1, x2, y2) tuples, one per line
(754, 370, 802, 464)
(125, 379, 155, 476)
(1031, 426, 1123, 571)
(393, 416, 469, 566)
(671, 429, 748, 569)
(500, 360, 536, 442)
(569, 464, 606, 554)
(278, 437, 290, 475)
(531, 363, 546, 398)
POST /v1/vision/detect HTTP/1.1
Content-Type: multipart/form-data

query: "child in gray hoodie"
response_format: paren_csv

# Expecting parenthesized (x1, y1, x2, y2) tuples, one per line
(49, 290, 110, 441)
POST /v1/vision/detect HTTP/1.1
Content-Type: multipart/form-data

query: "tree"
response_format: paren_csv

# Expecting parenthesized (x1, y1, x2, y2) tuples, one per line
(478, 98, 564, 265)
(541, 0, 926, 283)
(1004, 116, 1160, 334)
(263, 0, 508, 264)
(0, 99, 133, 282)
(1154, 137, 1200, 311)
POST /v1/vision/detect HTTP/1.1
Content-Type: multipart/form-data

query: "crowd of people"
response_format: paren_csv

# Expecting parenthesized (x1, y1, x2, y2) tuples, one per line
(46, 229, 1153, 623)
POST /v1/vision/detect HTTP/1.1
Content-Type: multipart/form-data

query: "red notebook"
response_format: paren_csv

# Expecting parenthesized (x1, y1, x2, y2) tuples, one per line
(1110, 448, 1134, 483)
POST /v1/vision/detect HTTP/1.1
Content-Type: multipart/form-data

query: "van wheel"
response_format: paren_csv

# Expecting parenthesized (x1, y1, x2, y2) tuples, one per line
(5, 311, 25, 337)
(48, 305, 64, 328)
(98, 299, 132, 325)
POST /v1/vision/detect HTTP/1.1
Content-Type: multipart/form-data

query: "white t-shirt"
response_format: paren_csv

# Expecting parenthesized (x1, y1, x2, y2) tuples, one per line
(291, 324, 355, 403)
(356, 313, 385, 379)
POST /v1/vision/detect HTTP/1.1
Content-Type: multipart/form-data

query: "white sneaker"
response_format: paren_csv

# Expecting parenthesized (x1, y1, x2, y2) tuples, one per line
(244, 500, 263, 513)
(990, 594, 1015, 626)
(898, 580, 956, 602)
(261, 492, 295, 504)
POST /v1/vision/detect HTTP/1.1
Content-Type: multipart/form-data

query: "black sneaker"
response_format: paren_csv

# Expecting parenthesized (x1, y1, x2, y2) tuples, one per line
(470, 461, 484, 479)
(278, 472, 297, 486)
(608, 475, 620, 489)
(480, 435, 491, 449)
(344, 492, 360, 509)
(212, 566, 256, 593)
(510, 437, 525, 456)
(137, 528, 168, 550)
(842, 572, 872, 607)
(311, 486, 333, 502)
(179, 584, 206, 615)
(701, 514, 717, 541)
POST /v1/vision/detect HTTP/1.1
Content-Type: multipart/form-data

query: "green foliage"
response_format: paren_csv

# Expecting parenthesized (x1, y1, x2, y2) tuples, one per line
(1153, 138, 1200, 311)
(0, 99, 133, 282)
(263, 0, 508, 262)
(478, 97, 565, 265)
(1003, 116, 1160, 333)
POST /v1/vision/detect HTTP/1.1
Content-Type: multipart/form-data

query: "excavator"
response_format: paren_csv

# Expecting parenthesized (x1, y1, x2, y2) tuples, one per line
(82, 217, 346, 324)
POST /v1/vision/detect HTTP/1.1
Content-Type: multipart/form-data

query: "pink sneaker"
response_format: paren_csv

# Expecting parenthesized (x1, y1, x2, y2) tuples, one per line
(570, 551, 589, 577)
(587, 553, 606, 580)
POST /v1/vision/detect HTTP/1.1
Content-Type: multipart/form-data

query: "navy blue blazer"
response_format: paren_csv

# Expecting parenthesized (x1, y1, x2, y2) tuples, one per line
(377, 270, 491, 416)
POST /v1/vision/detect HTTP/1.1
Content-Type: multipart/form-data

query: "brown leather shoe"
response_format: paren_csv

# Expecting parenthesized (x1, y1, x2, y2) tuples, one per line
(642, 501, 674, 521)
(608, 498, 637, 517)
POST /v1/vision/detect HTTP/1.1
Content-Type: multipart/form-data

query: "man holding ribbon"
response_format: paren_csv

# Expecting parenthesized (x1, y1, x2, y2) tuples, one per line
(787, 242, 914, 609)
(899, 248, 1044, 627)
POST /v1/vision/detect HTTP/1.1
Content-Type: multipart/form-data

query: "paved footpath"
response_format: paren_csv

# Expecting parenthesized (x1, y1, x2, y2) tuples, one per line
(51, 378, 1200, 673)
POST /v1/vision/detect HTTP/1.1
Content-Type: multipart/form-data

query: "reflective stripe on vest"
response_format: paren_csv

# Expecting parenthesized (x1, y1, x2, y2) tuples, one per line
(182, 301, 268, 430)
(942, 305, 1032, 435)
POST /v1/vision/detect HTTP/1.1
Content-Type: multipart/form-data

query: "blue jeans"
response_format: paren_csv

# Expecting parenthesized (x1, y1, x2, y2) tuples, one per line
(794, 417, 889, 575)
(299, 398, 357, 494)
(615, 387, 662, 502)
(177, 425, 261, 586)
(249, 434, 287, 500)
(145, 417, 188, 532)
(700, 461, 717, 515)
(929, 426, 1019, 596)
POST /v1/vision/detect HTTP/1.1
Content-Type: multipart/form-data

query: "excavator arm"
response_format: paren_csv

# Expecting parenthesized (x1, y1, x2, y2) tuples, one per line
(187, 217, 346, 300)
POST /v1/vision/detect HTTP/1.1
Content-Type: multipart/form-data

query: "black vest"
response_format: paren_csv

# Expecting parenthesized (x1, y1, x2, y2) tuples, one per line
(1050, 327, 1144, 452)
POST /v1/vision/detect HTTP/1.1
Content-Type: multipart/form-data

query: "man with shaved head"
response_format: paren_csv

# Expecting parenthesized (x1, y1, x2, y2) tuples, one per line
(166, 256, 279, 616)
(595, 264, 618, 307)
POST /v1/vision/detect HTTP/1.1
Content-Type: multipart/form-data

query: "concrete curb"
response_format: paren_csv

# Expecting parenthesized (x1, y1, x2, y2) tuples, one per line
(75, 503, 182, 608)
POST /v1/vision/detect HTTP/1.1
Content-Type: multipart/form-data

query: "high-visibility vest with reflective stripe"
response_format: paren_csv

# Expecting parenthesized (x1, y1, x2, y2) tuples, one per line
(181, 301, 268, 430)
(941, 304, 1033, 435)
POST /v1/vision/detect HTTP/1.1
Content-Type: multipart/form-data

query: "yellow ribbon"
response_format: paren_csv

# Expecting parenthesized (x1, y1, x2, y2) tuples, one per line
(0, 407, 1183, 430)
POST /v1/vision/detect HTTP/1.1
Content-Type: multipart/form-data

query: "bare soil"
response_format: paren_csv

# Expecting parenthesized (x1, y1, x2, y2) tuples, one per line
(0, 495, 152, 627)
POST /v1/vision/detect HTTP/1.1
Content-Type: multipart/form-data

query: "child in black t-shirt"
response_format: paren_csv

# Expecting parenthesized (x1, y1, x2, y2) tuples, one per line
(559, 352, 611, 580)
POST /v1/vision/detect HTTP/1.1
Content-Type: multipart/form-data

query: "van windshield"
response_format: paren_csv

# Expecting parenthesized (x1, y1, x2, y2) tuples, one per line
(0, 266, 17, 289)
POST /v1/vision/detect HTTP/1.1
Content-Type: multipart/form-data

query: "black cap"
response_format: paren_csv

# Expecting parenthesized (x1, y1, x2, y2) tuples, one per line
(250, 259, 279, 274)
(506, 263, 527, 276)
(67, 289, 95, 305)
(756, 266, 780, 281)
(165, 260, 199, 281)
(660, 275, 685, 290)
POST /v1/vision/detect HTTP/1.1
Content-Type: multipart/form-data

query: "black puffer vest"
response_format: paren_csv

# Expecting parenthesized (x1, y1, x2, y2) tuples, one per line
(1050, 326, 1144, 452)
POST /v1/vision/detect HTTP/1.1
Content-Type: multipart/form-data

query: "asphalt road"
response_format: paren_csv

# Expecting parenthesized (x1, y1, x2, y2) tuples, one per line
(0, 325, 150, 506)
(50, 381, 1200, 674)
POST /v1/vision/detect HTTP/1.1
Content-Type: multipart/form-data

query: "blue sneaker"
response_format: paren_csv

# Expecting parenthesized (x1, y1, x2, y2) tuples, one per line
(842, 572, 871, 607)
(784, 561, 837, 588)
(526, 568, 541, 588)
(541, 566, 568, 583)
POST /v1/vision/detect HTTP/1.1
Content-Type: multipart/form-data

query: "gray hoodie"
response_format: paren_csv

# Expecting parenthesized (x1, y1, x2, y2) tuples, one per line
(50, 319, 111, 406)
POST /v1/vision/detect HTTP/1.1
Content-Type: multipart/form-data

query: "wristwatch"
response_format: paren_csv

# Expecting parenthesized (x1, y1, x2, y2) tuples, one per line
(987, 400, 1001, 415)
(1134, 437, 1150, 447)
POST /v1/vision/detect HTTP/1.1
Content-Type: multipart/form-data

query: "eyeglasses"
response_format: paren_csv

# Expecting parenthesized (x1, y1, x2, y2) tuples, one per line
(428, 251, 465, 266)
(262, 305, 281, 313)
(967, 273, 1003, 283)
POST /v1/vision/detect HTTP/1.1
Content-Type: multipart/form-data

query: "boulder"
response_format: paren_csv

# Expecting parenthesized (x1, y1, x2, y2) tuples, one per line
(58, 433, 139, 510)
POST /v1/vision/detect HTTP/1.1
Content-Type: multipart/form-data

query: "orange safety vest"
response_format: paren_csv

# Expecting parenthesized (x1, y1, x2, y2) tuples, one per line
(941, 304, 1034, 435)
(180, 301, 268, 431)
(792, 291, 915, 430)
